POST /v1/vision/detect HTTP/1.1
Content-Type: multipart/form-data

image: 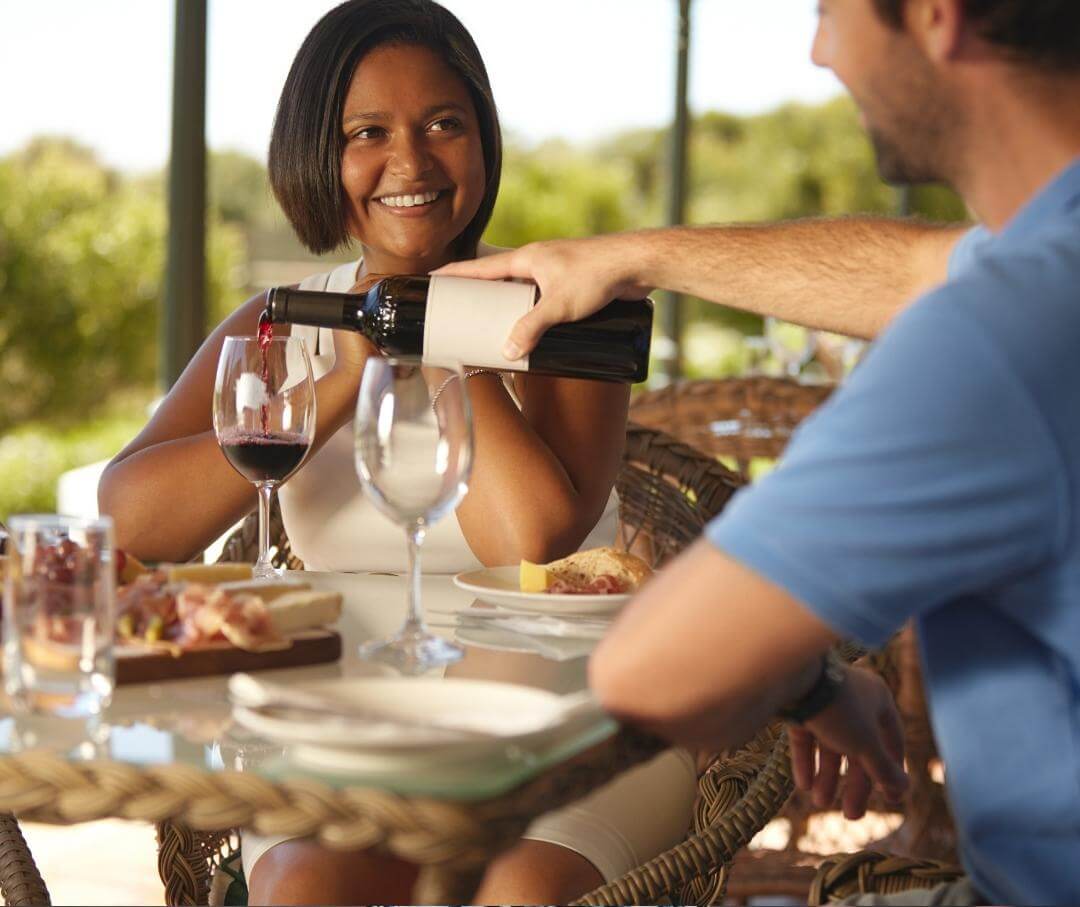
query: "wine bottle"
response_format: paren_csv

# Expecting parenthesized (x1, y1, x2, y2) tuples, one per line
(264, 275, 653, 384)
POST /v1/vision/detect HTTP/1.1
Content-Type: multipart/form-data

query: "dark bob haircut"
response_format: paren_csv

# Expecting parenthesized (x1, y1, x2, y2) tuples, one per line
(872, 0, 1080, 70)
(268, 0, 502, 256)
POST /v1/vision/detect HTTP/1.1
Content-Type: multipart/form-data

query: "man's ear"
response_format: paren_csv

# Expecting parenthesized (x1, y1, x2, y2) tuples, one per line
(904, 0, 964, 62)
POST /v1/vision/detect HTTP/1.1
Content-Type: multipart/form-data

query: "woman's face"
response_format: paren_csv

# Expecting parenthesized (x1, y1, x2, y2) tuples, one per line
(340, 43, 487, 273)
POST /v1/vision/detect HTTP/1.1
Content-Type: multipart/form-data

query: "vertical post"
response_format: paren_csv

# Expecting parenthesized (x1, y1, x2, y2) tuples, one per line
(161, 0, 208, 391)
(897, 185, 913, 217)
(658, 0, 692, 384)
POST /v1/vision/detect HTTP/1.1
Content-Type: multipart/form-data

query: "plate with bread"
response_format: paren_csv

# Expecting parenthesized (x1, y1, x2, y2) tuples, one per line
(453, 547, 650, 616)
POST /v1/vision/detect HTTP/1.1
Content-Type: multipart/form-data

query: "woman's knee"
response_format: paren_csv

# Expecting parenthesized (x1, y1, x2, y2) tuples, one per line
(474, 839, 604, 904)
(246, 838, 418, 906)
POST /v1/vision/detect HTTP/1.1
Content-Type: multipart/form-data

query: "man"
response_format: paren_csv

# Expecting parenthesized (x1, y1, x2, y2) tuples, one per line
(439, 1, 1080, 903)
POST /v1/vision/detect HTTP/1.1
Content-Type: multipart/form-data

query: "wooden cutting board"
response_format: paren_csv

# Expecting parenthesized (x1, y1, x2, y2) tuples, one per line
(115, 629, 342, 685)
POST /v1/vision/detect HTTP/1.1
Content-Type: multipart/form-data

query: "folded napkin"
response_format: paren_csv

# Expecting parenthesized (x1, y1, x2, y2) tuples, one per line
(452, 610, 611, 661)
(455, 609, 610, 640)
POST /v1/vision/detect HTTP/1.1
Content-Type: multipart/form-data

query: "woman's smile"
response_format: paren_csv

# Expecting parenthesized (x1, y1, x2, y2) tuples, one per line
(372, 187, 451, 216)
(340, 43, 487, 273)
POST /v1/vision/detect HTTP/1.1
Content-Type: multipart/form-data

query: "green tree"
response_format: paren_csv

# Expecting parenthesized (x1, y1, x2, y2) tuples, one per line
(484, 141, 644, 248)
(0, 139, 245, 432)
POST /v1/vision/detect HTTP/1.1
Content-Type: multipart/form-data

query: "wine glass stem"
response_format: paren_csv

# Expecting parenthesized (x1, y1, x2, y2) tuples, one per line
(255, 482, 275, 576)
(403, 523, 426, 635)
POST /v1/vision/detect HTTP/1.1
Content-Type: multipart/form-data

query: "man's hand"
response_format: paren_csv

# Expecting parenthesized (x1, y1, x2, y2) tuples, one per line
(433, 236, 653, 359)
(789, 664, 908, 820)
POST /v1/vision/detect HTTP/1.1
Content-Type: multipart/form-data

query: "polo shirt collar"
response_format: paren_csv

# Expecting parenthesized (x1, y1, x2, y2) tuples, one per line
(1001, 155, 1080, 240)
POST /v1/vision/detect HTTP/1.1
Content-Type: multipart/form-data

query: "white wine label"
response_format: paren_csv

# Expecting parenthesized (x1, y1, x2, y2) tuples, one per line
(424, 275, 535, 371)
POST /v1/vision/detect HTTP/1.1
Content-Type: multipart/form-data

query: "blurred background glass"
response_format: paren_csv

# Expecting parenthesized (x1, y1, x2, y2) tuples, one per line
(3, 514, 116, 718)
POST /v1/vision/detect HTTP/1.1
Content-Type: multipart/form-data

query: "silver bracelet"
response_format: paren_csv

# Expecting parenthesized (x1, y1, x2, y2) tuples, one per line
(430, 368, 502, 411)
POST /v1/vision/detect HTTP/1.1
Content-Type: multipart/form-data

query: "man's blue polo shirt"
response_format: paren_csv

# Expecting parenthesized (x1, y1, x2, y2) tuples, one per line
(709, 158, 1080, 904)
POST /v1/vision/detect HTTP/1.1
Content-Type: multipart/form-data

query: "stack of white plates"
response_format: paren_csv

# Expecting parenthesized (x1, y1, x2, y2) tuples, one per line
(231, 676, 615, 787)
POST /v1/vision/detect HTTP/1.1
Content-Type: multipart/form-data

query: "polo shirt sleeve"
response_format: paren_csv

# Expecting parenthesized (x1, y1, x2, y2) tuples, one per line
(707, 292, 1068, 648)
(948, 225, 993, 278)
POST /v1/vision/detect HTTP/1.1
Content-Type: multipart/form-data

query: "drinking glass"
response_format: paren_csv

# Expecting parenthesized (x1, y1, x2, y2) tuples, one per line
(814, 331, 869, 381)
(354, 359, 473, 674)
(765, 317, 816, 380)
(742, 335, 771, 377)
(3, 514, 116, 717)
(214, 336, 316, 579)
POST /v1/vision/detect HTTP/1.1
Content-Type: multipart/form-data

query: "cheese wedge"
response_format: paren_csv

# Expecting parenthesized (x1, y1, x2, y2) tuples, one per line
(216, 579, 311, 602)
(165, 563, 254, 584)
(519, 560, 552, 593)
(266, 590, 343, 635)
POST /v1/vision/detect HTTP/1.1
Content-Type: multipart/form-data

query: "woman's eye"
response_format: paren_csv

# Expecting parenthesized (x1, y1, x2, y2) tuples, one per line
(350, 126, 385, 141)
(428, 117, 462, 133)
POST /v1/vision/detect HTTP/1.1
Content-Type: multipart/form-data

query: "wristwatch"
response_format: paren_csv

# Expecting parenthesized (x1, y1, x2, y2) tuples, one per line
(777, 651, 847, 724)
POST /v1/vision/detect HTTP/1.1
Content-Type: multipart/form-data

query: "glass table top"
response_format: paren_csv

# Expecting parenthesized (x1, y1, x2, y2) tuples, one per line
(0, 572, 617, 800)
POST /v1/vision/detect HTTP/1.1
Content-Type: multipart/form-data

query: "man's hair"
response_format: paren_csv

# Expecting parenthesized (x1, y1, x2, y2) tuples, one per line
(268, 0, 502, 255)
(871, 0, 1080, 70)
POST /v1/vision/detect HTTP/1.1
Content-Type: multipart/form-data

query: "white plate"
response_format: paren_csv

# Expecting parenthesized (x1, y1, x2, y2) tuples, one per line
(231, 676, 611, 772)
(453, 567, 630, 616)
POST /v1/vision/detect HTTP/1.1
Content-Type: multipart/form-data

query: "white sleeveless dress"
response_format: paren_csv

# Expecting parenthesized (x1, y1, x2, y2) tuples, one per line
(278, 257, 620, 572)
(245, 258, 697, 887)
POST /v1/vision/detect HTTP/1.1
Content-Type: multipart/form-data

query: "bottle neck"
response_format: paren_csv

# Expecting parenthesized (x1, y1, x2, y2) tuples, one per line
(266, 285, 377, 334)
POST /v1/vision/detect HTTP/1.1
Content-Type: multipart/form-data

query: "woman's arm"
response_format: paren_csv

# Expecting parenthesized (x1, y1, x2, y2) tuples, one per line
(454, 374, 628, 566)
(98, 293, 373, 563)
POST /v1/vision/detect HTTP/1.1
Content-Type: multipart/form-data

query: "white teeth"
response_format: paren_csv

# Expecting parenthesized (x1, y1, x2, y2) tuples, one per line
(378, 191, 441, 208)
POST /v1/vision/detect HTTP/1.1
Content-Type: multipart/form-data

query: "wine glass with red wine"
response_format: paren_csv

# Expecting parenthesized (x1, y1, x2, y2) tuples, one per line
(213, 335, 315, 578)
(353, 358, 473, 674)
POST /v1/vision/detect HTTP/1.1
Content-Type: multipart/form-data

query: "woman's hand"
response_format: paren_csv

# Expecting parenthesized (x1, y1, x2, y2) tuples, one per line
(789, 664, 909, 820)
(327, 275, 382, 379)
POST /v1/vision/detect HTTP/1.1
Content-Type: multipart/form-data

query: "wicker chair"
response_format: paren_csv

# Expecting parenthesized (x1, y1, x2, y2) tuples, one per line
(0, 814, 50, 906)
(632, 377, 958, 903)
(808, 852, 965, 905)
(630, 376, 834, 478)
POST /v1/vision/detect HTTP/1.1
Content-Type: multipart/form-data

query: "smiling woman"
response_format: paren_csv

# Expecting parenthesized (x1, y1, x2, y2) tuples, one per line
(268, 0, 500, 263)
(94, 0, 700, 903)
(334, 44, 489, 272)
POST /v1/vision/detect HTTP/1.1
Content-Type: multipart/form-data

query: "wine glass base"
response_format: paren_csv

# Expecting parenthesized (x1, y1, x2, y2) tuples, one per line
(252, 563, 285, 580)
(358, 629, 464, 676)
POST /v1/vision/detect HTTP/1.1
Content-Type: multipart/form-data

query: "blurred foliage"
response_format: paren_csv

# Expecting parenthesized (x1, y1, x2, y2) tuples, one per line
(486, 141, 640, 247)
(0, 403, 150, 520)
(0, 97, 969, 516)
(0, 138, 246, 434)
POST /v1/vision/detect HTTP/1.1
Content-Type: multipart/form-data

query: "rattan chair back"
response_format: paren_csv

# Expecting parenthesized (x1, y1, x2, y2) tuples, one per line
(630, 377, 833, 476)
(217, 496, 303, 571)
(615, 423, 743, 567)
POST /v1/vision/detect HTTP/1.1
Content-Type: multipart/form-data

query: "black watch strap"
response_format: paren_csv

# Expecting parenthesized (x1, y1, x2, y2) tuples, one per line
(778, 651, 847, 724)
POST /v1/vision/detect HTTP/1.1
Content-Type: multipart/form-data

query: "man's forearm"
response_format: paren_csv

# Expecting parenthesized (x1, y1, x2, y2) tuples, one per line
(588, 541, 838, 751)
(629, 217, 967, 339)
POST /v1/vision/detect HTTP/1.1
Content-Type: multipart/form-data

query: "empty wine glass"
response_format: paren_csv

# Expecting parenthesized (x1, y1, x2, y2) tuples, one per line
(354, 359, 473, 674)
(214, 336, 316, 579)
(765, 317, 816, 380)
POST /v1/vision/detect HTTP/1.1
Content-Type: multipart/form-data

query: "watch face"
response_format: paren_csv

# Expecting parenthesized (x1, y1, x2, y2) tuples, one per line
(779, 653, 846, 724)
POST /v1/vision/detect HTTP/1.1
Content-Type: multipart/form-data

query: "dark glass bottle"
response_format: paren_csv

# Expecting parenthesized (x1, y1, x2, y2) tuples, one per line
(265, 275, 653, 384)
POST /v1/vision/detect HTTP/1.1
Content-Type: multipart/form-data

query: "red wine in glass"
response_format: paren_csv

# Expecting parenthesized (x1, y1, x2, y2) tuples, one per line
(214, 334, 316, 579)
(257, 312, 274, 434)
(219, 431, 310, 484)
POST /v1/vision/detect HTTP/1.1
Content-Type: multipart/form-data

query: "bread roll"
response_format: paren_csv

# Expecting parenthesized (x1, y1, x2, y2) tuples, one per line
(521, 547, 652, 592)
